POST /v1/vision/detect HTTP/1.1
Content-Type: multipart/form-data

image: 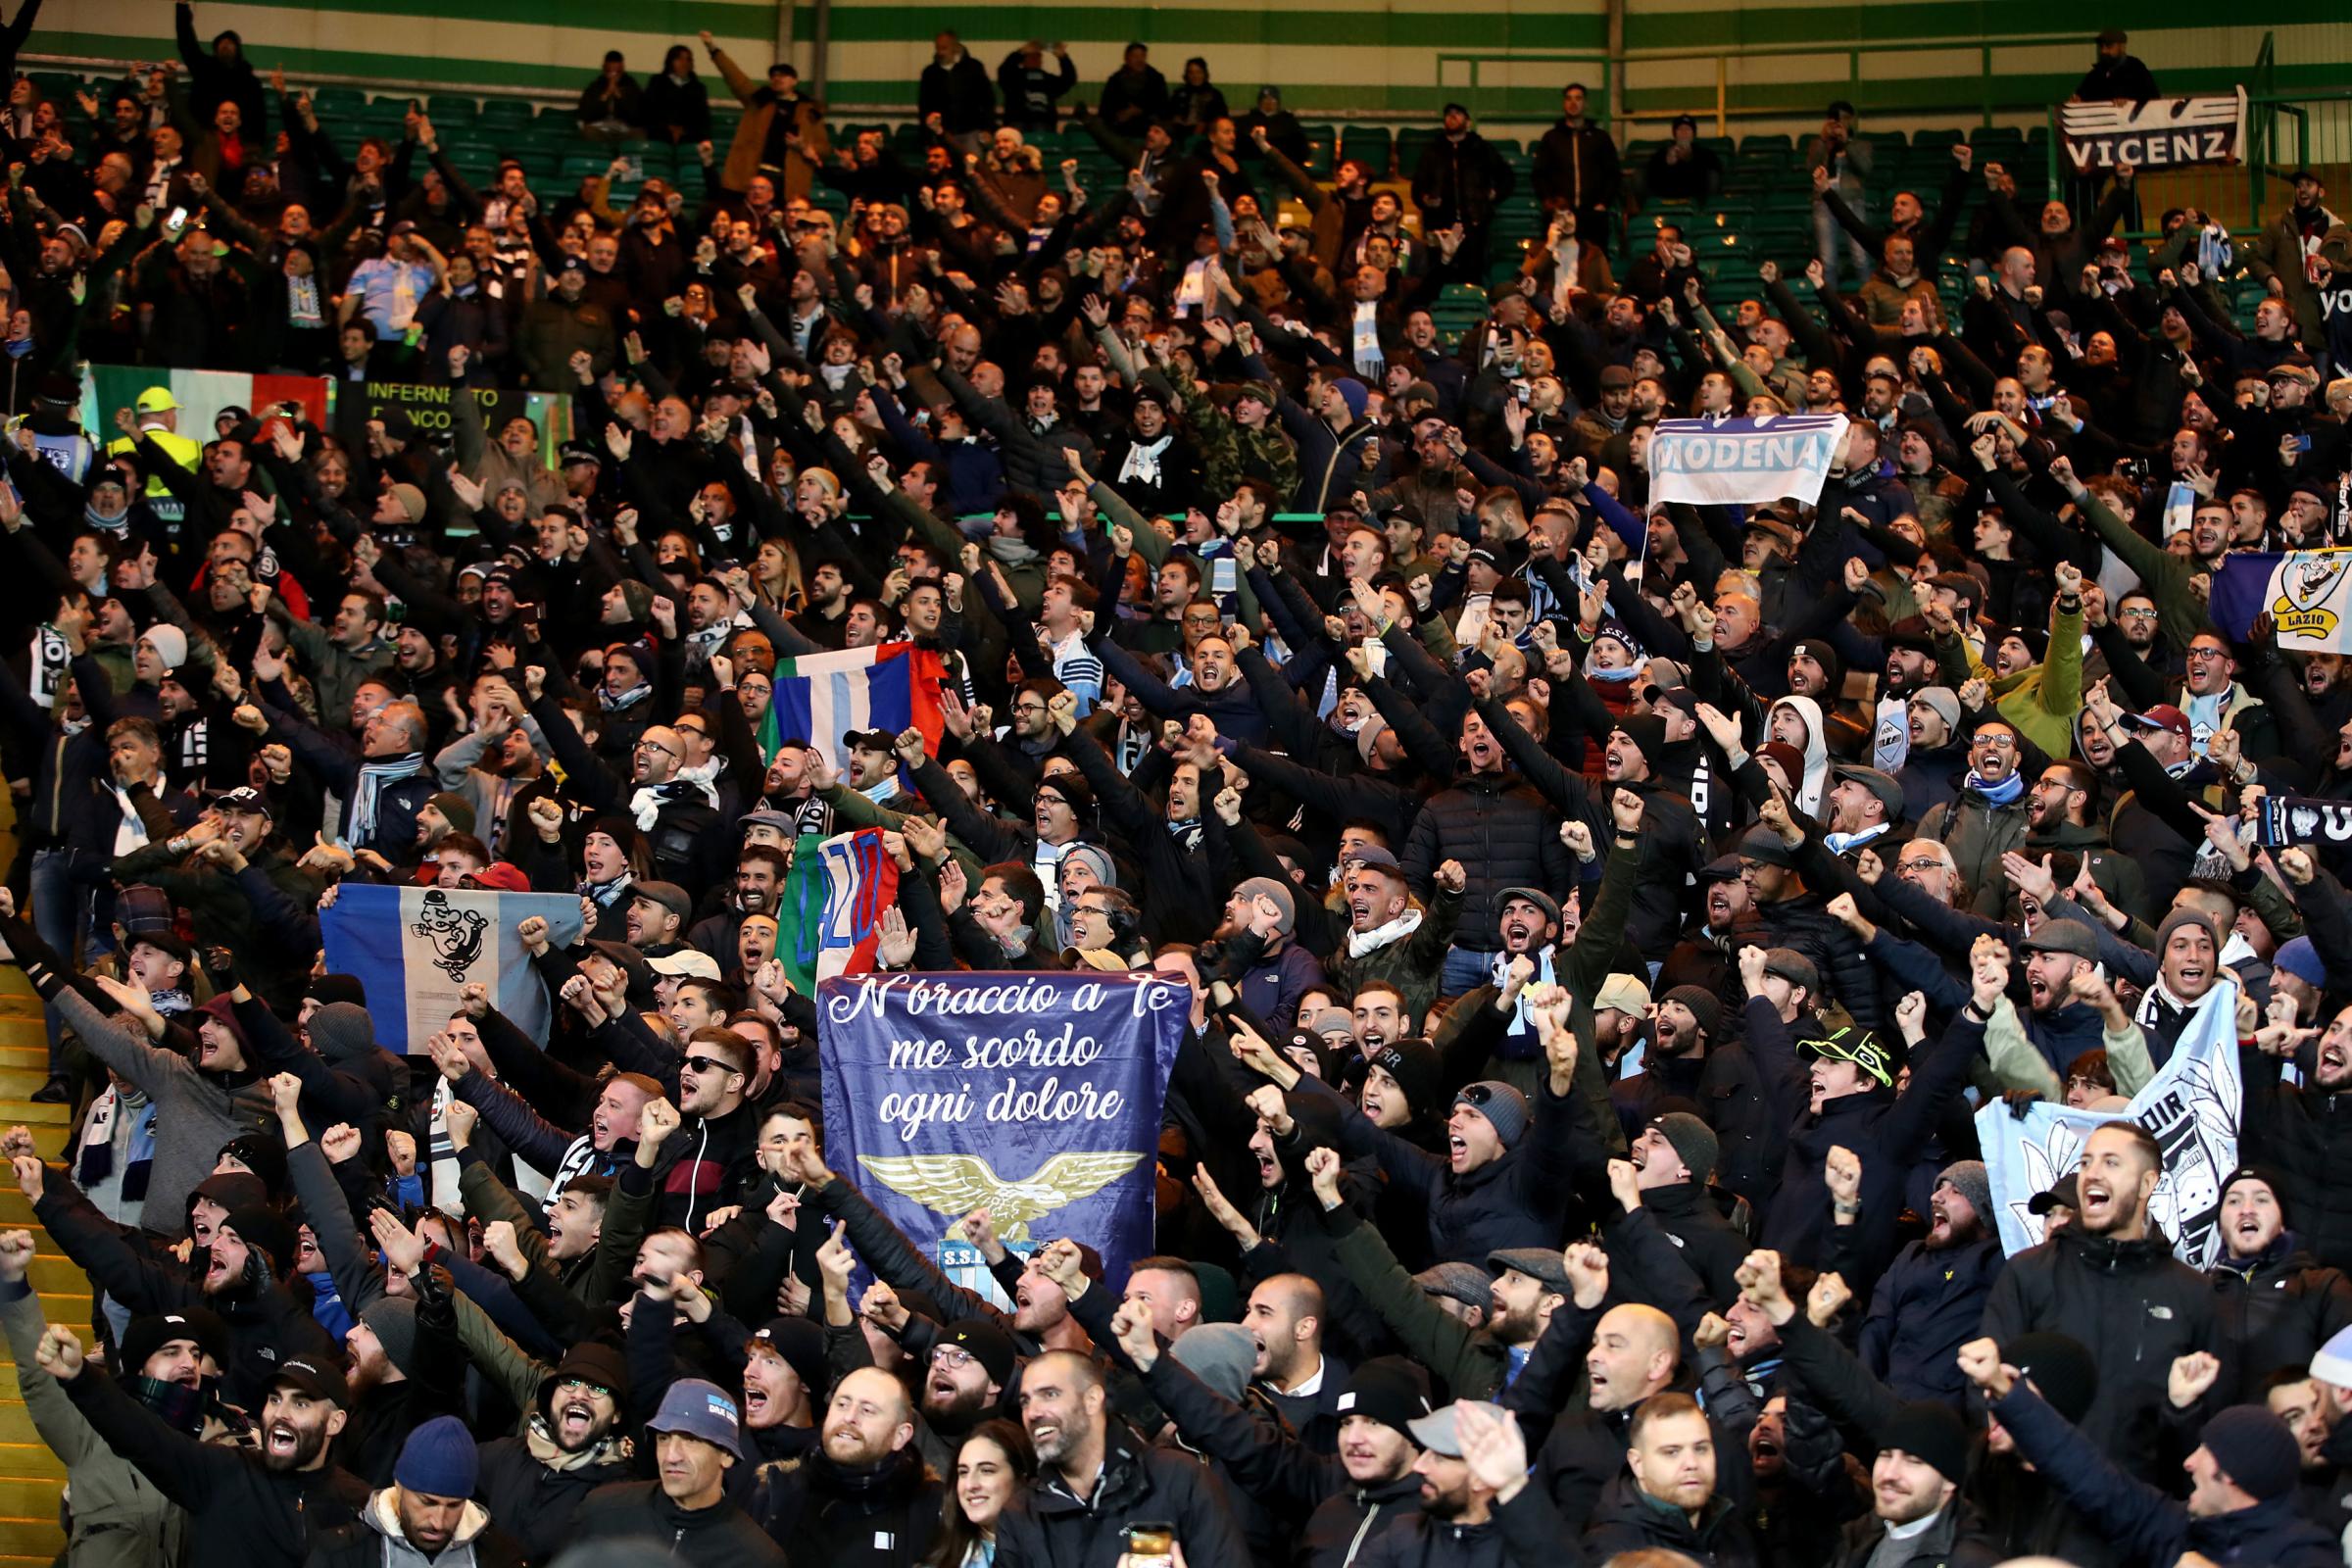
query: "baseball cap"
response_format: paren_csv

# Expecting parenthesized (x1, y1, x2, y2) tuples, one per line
(645, 1378, 744, 1457)
(2123, 704, 2191, 740)
(645, 950, 723, 980)
(842, 728, 896, 755)
(271, 1355, 351, 1407)
(1343, 845, 1402, 875)
(214, 786, 273, 819)
(2030, 1171, 2082, 1215)
(1408, 1399, 1499, 1459)
(1799, 1024, 1893, 1088)
(1594, 973, 1651, 1017)
(134, 387, 180, 415)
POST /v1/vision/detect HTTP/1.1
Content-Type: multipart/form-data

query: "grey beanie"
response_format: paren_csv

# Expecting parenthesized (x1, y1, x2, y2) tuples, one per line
(1234, 875, 1298, 936)
(1913, 686, 1962, 735)
(1059, 842, 1118, 889)
(1171, 1322, 1258, 1401)
(1453, 1082, 1531, 1148)
(1936, 1159, 1992, 1223)
(362, 1297, 420, 1378)
(307, 1002, 378, 1063)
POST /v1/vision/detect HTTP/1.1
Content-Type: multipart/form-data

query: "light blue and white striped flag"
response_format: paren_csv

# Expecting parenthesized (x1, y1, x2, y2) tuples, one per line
(320, 884, 586, 1054)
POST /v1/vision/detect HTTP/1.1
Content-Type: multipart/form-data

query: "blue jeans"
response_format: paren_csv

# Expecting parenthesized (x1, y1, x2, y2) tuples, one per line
(1442, 945, 1499, 1000)
(1814, 194, 1872, 293)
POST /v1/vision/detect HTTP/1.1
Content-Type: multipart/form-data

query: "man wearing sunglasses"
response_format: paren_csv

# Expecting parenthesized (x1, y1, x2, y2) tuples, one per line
(658, 1027, 761, 1231)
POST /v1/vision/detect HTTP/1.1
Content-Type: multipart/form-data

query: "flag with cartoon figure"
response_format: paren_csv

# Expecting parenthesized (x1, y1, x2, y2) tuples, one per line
(1978, 979, 2241, 1267)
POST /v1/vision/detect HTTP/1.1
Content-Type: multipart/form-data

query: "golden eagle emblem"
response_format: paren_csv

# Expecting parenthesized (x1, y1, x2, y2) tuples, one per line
(857, 1152, 1144, 1240)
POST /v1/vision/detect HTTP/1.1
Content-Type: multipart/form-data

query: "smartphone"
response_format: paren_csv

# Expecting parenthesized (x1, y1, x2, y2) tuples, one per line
(520, 603, 544, 627)
(1124, 1523, 1176, 1568)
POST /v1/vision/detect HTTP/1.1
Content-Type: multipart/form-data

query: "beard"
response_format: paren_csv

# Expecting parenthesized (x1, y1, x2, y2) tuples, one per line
(261, 1418, 328, 1472)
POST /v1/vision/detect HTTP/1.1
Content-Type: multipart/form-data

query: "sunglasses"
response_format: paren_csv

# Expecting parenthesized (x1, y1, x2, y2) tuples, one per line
(680, 1054, 740, 1078)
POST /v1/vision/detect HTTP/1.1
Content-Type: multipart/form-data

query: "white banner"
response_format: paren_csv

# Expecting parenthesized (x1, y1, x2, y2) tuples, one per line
(2059, 90, 2247, 174)
(1647, 415, 1848, 509)
(1978, 981, 2242, 1268)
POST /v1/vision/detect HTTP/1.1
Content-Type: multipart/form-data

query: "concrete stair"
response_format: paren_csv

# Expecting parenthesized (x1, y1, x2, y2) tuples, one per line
(0, 791, 74, 1563)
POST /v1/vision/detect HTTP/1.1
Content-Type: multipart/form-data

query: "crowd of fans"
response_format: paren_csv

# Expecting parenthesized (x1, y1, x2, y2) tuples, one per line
(7, 5, 2352, 1567)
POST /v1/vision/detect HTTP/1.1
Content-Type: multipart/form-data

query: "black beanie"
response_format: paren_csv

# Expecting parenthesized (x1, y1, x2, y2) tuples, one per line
(2200, 1404, 2302, 1502)
(1615, 713, 1668, 764)
(1878, 1399, 1971, 1485)
(120, 1306, 230, 1376)
(750, 1318, 827, 1395)
(2220, 1163, 2290, 1225)
(220, 1204, 296, 1277)
(1791, 637, 1843, 691)
(1368, 1038, 1444, 1117)
(938, 1318, 1019, 1388)
(1340, 1356, 1434, 1441)
(1660, 985, 1724, 1043)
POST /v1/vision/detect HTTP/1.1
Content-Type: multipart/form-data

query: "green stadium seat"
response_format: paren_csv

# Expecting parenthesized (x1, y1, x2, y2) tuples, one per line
(1340, 125, 1393, 178)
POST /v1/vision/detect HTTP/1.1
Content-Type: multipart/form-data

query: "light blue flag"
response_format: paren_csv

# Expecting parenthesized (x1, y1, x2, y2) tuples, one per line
(1977, 979, 2242, 1268)
(320, 884, 586, 1054)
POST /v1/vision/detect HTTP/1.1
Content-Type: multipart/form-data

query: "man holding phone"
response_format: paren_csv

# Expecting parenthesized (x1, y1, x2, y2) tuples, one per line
(992, 1348, 1249, 1568)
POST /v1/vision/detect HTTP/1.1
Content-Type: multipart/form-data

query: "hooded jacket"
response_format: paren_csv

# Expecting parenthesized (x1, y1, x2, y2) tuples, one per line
(2206, 1233, 2352, 1405)
(2239, 1050, 2352, 1274)
(1917, 782, 2032, 920)
(1397, 769, 1576, 954)
(303, 1488, 526, 1568)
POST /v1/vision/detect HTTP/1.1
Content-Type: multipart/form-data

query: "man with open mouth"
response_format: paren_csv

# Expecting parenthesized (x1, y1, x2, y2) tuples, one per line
(44, 1329, 368, 1568)
(1981, 1119, 2218, 1482)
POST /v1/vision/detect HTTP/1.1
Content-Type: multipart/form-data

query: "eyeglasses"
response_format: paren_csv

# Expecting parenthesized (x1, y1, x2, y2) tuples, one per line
(680, 1054, 740, 1078)
(931, 1347, 977, 1370)
(636, 739, 680, 759)
(1896, 858, 1947, 874)
(2184, 647, 2230, 662)
(556, 1377, 613, 1398)
(2118, 607, 2160, 620)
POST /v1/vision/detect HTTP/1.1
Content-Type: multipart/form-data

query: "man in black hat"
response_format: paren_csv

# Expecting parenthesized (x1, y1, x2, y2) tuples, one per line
(1737, 807, 1881, 1029)
(1964, 1340, 2339, 1568)
(43, 1326, 367, 1568)
(2075, 29, 2158, 104)
(1828, 1400, 1999, 1568)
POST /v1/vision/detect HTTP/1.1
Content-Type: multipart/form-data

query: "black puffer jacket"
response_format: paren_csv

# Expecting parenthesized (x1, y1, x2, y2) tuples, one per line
(1746, 891, 1882, 1028)
(570, 1482, 784, 1568)
(2207, 1234, 2352, 1405)
(1979, 1224, 2218, 1482)
(2240, 1050, 2352, 1274)
(1398, 770, 1573, 952)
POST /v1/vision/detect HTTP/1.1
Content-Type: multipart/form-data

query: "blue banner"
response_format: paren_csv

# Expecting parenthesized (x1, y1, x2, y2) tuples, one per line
(817, 972, 1189, 1301)
(320, 884, 585, 1054)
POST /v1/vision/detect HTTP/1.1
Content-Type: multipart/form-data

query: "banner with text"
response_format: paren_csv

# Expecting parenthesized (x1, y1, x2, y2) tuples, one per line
(2059, 90, 2246, 174)
(1978, 980, 2241, 1268)
(817, 971, 1188, 1304)
(1648, 414, 1848, 509)
(2209, 550, 2352, 655)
